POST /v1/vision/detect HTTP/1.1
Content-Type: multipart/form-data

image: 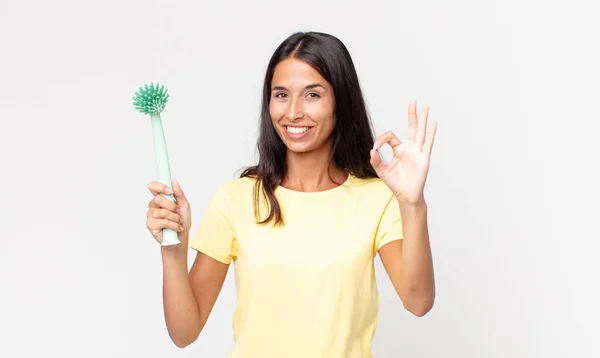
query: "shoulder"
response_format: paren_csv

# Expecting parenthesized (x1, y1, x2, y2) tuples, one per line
(214, 176, 256, 196)
(349, 176, 401, 227)
(217, 176, 256, 193)
(210, 176, 256, 205)
(350, 175, 395, 200)
(347, 175, 398, 214)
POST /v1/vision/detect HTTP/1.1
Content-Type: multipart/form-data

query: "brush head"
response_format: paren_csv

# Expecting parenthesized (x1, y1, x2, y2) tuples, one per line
(133, 83, 170, 115)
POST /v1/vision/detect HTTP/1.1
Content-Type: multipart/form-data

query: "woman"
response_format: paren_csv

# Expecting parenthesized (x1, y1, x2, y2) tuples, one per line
(146, 31, 437, 357)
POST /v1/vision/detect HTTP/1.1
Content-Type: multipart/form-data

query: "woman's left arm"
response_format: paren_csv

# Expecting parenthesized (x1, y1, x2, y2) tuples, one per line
(378, 199, 434, 316)
(369, 99, 438, 317)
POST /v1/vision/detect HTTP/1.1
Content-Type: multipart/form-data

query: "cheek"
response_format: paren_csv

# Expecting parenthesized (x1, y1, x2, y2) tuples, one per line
(269, 101, 285, 118)
(306, 103, 335, 127)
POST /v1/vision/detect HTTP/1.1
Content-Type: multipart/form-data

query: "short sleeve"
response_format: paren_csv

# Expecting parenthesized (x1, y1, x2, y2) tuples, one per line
(189, 186, 237, 264)
(374, 194, 404, 252)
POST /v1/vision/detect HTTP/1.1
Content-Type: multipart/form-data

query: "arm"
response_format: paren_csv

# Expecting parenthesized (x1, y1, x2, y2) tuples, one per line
(161, 235, 229, 348)
(378, 199, 435, 317)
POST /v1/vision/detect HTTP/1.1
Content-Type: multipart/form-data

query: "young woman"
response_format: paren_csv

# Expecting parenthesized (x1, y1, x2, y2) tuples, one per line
(146, 31, 437, 357)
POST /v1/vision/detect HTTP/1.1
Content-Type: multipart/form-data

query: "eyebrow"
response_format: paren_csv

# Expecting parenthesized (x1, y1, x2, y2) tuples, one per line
(271, 83, 326, 91)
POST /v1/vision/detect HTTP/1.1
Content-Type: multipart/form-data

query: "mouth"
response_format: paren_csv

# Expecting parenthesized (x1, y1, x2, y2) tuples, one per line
(283, 125, 314, 140)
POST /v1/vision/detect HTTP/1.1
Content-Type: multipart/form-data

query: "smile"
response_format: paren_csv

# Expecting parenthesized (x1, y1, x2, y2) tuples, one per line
(284, 125, 313, 140)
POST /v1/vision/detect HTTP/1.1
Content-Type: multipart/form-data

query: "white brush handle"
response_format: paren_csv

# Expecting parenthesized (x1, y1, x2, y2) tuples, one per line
(150, 113, 180, 246)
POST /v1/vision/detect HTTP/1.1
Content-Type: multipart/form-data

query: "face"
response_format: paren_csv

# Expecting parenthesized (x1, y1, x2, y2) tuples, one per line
(269, 58, 336, 153)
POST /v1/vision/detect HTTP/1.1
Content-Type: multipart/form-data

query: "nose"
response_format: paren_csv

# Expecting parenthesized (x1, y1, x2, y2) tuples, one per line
(286, 97, 304, 121)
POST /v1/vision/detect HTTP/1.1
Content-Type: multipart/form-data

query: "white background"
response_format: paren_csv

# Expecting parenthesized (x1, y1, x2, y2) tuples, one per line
(1, 0, 598, 357)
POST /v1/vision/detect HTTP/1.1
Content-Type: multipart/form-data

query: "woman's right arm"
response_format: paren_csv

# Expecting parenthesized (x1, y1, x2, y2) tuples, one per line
(147, 179, 229, 348)
(161, 244, 229, 348)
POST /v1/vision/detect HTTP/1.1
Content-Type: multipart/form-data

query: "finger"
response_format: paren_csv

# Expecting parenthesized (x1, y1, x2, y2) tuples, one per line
(148, 207, 182, 224)
(165, 219, 184, 232)
(171, 178, 189, 207)
(407, 99, 418, 143)
(369, 149, 387, 176)
(148, 181, 173, 197)
(373, 131, 403, 151)
(151, 218, 183, 232)
(148, 194, 180, 214)
(423, 120, 438, 155)
(415, 104, 429, 151)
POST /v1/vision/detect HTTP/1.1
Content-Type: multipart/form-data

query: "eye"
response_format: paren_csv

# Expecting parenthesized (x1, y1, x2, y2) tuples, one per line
(307, 92, 320, 98)
(274, 92, 287, 99)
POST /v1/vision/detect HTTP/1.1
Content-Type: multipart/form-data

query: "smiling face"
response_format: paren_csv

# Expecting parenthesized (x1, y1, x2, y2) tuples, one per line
(269, 58, 336, 154)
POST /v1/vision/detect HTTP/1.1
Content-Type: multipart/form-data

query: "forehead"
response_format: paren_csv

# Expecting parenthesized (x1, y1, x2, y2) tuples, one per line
(271, 58, 329, 88)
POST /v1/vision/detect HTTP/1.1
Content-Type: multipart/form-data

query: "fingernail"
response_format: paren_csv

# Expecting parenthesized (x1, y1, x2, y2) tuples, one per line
(165, 187, 172, 194)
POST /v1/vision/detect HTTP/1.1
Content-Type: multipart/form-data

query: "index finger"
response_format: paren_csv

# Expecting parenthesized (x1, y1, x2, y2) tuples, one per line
(148, 181, 173, 196)
(373, 131, 402, 151)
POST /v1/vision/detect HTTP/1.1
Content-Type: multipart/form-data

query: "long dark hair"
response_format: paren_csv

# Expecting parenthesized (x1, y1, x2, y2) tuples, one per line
(240, 31, 378, 226)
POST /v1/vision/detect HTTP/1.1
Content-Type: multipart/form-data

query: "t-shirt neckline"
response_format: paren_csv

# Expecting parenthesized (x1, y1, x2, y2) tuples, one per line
(275, 173, 353, 196)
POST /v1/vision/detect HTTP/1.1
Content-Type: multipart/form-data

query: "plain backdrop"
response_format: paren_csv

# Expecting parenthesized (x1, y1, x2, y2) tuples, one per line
(1, 0, 598, 357)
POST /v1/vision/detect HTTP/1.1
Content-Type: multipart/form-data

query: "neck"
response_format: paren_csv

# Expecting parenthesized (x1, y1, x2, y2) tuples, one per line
(282, 138, 348, 192)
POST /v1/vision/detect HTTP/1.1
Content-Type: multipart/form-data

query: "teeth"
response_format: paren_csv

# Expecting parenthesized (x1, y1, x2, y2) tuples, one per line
(287, 126, 309, 134)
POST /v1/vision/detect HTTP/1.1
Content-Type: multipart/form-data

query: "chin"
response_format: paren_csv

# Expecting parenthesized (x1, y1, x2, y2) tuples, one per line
(284, 142, 315, 153)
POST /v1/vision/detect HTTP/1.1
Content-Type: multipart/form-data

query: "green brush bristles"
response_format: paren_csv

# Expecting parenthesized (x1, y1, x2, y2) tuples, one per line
(132, 83, 170, 115)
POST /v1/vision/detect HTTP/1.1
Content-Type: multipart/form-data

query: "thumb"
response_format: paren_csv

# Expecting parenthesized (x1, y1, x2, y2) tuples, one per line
(369, 149, 386, 177)
(171, 178, 189, 206)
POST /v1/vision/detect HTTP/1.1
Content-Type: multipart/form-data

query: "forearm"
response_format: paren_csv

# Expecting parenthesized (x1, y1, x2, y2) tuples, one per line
(161, 235, 201, 348)
(398, 199, 435, 314)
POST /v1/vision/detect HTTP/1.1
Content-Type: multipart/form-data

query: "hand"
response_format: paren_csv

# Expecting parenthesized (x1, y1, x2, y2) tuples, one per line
(370, 99, 438, 205)
(146, 178, 192, 246)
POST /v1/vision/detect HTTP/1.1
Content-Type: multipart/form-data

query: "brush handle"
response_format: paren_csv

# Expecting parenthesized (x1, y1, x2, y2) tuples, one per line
(150, 113, 180, 246)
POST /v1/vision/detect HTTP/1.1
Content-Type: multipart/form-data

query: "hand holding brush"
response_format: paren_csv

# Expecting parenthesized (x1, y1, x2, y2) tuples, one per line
(134, 83, 189, 246)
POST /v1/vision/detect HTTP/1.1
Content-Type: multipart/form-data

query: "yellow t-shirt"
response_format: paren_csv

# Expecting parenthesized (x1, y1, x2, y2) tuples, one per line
(189, 173, 403, 358)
